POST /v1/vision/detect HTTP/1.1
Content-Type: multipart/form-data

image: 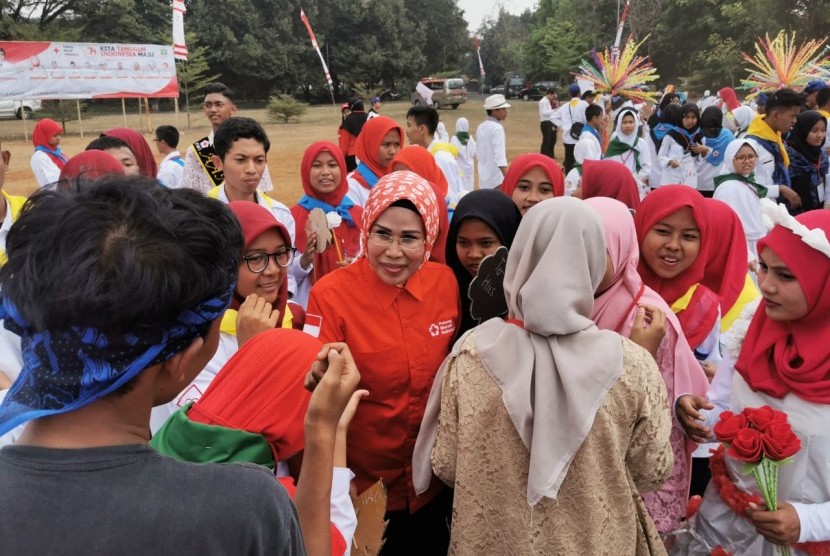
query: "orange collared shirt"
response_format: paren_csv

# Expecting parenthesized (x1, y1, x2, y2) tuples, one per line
(306, 258, 460, 512)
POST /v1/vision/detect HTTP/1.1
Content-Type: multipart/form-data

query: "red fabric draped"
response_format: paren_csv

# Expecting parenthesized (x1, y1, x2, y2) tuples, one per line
(104, 127, 158, 178)
(581, 159, 641, 211)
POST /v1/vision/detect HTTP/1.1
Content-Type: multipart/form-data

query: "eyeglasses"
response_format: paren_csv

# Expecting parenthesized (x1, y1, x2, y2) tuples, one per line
(242, 248, 297, 273)
(734, 154, 757, 162)
(368, 231, 425, 251)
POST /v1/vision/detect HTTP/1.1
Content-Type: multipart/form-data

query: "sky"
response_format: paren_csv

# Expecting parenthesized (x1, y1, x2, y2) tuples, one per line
(457, 0, 539, 33)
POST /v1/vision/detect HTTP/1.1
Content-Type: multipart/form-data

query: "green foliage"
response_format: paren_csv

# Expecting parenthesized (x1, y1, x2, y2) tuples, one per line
(525, 18, 587, 81)
(266, 95, 308, 123)
(176, 34, 221, 107)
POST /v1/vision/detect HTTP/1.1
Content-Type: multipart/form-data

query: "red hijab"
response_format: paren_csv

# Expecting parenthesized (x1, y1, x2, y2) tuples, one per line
(104, 127, 158, 178)
(354, 116, 403, 180)
(500, 153, 565, 198)
(188, 328, 321, 463)
(634, 185, 719, 347)
(228, 201, 290, 326)
(32, 118, 68, 169)
(388, 146, 450, 263)
(291, 141, 363, 282)
(736, 211, 830, 403)
(59, 151, 125, 183)
(581, 159, 641, 211)
(702, 198, 748, 318)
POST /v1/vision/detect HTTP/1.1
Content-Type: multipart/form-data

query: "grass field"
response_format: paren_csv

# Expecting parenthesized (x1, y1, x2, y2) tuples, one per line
(0, 94, 565, 204)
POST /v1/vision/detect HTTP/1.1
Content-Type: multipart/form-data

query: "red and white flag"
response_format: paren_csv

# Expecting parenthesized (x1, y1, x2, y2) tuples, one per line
(300, 7, 333, 89)
(303, 314, 323, 338)
(474, 36, 485, 78)
(172, 0, 187, 60)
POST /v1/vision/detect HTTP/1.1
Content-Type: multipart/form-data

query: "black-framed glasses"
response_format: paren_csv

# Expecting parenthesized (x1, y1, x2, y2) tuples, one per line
(368, 231, 425, 251)
(242, 248, 297, 273)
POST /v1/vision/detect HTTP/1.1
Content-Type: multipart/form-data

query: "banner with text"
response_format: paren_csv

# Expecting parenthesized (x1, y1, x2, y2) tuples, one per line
(0, 41, 179, 100)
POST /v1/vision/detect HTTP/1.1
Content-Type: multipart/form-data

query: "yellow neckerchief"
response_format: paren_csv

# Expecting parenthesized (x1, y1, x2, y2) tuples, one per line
(818, 109, 830, 120)
(670, 284, 698, 313)
(0, 191, 28, 266)
(208, 184, 273, 208)
(569, 98, 580, 108)
(220, 305, 294, 336)
(720, 274, 760, 333)
(746, 115, 790, 168)
(429, 142, 459, 158)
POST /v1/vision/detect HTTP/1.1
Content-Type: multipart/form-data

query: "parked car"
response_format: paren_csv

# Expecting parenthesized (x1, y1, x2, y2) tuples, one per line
(379, 89, 401, 102)
(489, 85, 506, 95)
(519, 81, 560, 101)
(410, 77, 467, 109)
(0, 99, 42, 119)
(505, 77, 526, 99)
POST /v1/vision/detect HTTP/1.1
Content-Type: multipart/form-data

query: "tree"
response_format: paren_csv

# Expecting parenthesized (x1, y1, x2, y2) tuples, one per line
(402, 0, 469, 74)
(525, 17, 587, 82)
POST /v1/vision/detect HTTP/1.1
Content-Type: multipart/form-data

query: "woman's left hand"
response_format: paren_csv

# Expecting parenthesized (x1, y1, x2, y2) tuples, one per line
(746, 501, 801, 545)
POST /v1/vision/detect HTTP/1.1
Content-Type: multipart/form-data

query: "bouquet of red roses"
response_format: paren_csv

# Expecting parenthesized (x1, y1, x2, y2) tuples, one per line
(713, 405, 802, 555)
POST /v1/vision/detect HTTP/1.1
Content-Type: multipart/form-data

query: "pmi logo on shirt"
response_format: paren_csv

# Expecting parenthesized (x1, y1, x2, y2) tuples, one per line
(428, 320, 455, 338)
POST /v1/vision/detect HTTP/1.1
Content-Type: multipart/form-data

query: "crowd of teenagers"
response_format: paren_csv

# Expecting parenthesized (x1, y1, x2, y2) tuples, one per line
(0, 78, 828, 556)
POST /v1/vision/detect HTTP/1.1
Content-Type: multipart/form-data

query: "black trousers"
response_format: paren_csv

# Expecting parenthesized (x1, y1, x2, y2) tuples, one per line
(540, 121, 556, 158)
(563, 143, 576, 174)
(381, 488, 453, 555)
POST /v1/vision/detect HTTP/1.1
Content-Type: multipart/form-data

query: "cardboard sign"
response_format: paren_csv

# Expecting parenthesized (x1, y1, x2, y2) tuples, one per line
(304, 208, 331, 253)
(467, 246, 509, 324)
(415, 82, 434, 106)
(351, 480, 388, 556)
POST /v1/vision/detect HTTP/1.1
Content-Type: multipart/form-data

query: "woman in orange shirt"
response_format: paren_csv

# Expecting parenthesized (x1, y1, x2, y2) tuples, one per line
(305, 170, 460, 555)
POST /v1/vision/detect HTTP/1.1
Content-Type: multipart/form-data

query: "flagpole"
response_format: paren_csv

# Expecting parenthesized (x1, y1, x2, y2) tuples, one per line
(172, 0, 190, 126)
(612, 0, 631, 61)
(301, 7, 336, 106)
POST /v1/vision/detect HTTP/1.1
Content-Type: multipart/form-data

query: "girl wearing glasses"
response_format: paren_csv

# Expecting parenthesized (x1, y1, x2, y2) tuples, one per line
(150, 201, 303, 432)
(713, 140, 767, 267)
(305, 171, 460, 555)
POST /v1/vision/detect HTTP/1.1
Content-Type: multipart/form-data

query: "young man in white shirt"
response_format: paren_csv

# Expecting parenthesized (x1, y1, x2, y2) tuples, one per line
(180, 83, 273, 193)
(475, 94, 511, 189)
(555, 84, 588, 173)
(405, 105, 466, 204)
(154, 125, 184, 189)
(539, 89, 558, 158)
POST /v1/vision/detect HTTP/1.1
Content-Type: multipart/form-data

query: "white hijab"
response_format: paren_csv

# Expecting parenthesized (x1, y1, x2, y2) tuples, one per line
(610, 107, 641, 147)
(718, 138, 757, 177)
(414, 197, 623, 506)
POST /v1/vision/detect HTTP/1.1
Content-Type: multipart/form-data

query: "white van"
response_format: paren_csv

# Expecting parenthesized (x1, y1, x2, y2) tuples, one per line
(410, 78, 467, 110)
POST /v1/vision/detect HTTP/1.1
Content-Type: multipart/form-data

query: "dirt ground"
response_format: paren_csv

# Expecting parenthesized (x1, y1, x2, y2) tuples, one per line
(0, 95, 565, 205)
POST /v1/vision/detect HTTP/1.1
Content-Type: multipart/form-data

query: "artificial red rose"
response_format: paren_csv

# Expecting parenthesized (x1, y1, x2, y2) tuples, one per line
(686, 495, 702, 519)
(713, 411, 747, 443)
(727, 428, 764, 463)
(711, 546, 733, 556)
(743, 405, 788, 432)
(761, 422, 802, 460)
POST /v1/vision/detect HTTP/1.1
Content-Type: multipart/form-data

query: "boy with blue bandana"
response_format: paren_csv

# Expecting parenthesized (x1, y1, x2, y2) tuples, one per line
(0, 178, 360, 556)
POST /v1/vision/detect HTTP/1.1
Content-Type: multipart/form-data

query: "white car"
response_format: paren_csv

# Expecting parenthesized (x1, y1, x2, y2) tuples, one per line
(0, 99, 42, 119)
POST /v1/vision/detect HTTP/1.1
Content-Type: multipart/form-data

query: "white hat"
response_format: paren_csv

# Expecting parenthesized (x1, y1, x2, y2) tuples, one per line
(483, 94, 511, 110)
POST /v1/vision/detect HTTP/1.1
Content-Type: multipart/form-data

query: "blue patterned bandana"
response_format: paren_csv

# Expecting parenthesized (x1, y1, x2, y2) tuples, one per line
(0, 284, 234, 436)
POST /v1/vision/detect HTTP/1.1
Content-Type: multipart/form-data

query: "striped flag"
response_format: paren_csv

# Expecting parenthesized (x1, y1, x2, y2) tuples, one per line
(300, 8, 334, 90)
(172, 0, 187, 60)
(474, 36, 485, 78)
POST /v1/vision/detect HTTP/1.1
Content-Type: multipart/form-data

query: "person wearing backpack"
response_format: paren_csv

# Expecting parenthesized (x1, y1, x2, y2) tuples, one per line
(553, 84, 588, 173)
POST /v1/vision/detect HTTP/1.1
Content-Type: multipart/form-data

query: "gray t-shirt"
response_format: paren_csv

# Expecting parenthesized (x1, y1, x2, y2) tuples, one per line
(0, 444, 306, 556)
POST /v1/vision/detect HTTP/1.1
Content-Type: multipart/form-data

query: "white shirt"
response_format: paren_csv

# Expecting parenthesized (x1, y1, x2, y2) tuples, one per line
(428, 139, 467, 205)
(713, 179, 765, 262)
(557, 99, 588, 145)
(538, 97, 555, 123)
(657, 135, 697, 187)
(30, 150, 61, 187)
(743, 138, 781, 199)
(181, 132, 274, 193)
(345, 172, 372, 208)
(475, 117, 507, 189)
(450, 135, 476, 192)
(157, 150, 185, 189)
(573, 129, 602, 165)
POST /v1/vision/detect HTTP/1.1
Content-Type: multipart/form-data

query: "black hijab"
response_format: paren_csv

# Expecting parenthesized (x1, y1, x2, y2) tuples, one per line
(786, 110, 826, 165)
(699, 106, 724, 138)
(340, 98, 368, 137)
(647, 92, 680, 129)
(668, 103, 704, 156)
(445, 189, 522, 335)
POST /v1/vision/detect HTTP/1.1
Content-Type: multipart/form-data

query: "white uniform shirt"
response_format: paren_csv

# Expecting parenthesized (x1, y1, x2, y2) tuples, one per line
(30, 150, 61, 187)
(538, 96, 555, 123)
(450, 135, 476, 192)
(713, 179, 765, 262)
(657, 135, 697, 187)
(475, 117, 507, 189)
(157, 150, 185, 189)
(557, 99, 588, 146)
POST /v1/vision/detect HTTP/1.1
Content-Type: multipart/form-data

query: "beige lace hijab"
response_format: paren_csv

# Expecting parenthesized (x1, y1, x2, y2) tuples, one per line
(415, 197, 623, 506)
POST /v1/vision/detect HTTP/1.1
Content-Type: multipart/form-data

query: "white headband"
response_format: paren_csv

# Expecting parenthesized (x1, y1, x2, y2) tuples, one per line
(761, 198, 830, 259)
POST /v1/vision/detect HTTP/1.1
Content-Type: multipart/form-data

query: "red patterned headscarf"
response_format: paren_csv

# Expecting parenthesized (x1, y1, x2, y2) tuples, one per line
(500, 153, 565, 198)
(736, 210, 830, 402)
(360, 171, 440, 266)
